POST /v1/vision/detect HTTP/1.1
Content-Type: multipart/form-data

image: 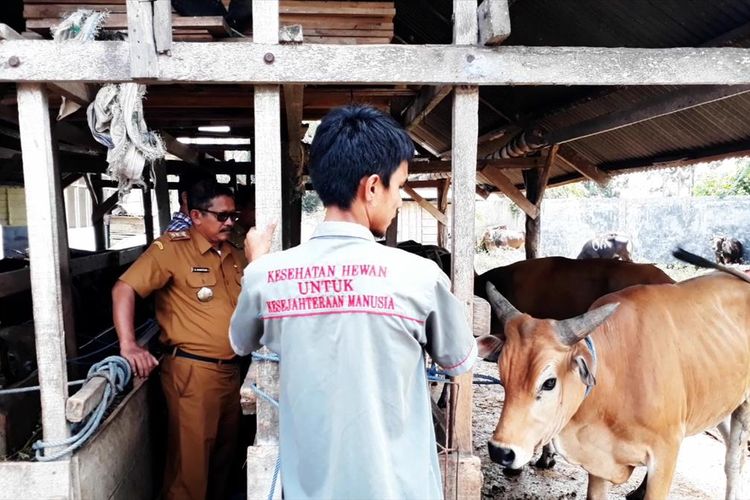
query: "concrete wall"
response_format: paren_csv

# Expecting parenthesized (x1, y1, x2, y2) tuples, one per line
(538, 196, 750, 263)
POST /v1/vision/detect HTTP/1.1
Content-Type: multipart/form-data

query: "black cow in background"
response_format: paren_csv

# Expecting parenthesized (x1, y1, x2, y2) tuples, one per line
(577, 232, 633, 261)
(712, 236, 743, 264)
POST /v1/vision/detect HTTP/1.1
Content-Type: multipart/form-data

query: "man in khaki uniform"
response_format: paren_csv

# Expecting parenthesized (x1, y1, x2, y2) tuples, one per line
(112, 179, 246, 500)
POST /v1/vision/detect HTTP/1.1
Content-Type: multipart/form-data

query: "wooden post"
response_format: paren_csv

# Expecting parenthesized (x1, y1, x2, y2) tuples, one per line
(17, 83, 72, 446)
(437, 178, 450, 247)
(385, 215, 398, 247)
(143, 184, 155, 244)
(523, 168, 540, 259)
(248, 2, 282, 499)
(153, 0, 173, 55)
(83, 173, 107, 251)
(442, 2, 485, 499)
(126, 0, 158, 79)
(153, 160, 171, 234)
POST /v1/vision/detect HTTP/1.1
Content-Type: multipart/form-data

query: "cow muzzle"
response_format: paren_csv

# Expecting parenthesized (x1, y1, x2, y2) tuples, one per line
(488, 441, 519, 469)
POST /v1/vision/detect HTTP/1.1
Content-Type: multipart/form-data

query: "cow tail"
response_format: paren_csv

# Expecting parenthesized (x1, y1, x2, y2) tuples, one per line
(672, 247, 750, 285)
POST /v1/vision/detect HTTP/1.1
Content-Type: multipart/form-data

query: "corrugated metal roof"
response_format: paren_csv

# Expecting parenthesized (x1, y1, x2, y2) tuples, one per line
(397, 0, 750, 187)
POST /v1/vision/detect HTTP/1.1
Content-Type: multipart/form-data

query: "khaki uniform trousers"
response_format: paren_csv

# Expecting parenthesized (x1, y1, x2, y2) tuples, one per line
(160, 355, 241, 500)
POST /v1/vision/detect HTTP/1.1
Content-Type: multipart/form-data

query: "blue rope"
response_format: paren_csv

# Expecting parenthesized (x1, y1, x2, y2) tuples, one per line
(426, 363, 501, 385)
(251, 351, 281, 500)
(32, 355, 131, 461)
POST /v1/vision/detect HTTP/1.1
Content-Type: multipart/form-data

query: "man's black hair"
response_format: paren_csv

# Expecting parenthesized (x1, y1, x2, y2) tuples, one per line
(187, 179, 234, 211)
(308, 105, 414, 209)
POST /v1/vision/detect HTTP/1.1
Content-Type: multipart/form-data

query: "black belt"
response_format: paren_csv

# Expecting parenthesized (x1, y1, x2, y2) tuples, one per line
(171, 347, 240, 365)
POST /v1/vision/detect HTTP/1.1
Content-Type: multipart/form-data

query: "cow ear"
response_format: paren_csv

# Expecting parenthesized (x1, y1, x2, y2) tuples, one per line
(477, 335, 503, 362)
(574, 355, 596, 388)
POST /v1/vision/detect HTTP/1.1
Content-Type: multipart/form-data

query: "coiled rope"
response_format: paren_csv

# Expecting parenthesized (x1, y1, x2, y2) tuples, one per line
(32, 356, 131, 461)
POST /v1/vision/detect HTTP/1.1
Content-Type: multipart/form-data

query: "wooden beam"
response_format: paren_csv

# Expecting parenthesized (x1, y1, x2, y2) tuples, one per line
(0, 25, 94, 111)
(536, 144, 558, 207)
(17, 83, 72, 445)
(402, 85, 452, 131)
(544, 85, 750, 145)
(161, 132, 202, 166)
(126, 0, 158, 79)
(153, 0, 173, 54)
(385, 215, 398, 247)
(478, 167, 540, 218)
(65, 377, 107, 423)
(92, 193, 120, 223)
(409, 157, 542, 174)
(557, 146, 610, 186)
(478, 0, 510, 46)
(402, 184, 448, 225)
(3, 42, 750, 85)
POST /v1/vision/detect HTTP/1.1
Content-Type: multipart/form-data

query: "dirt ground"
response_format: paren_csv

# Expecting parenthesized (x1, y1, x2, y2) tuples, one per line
(469, 248, 749, 499)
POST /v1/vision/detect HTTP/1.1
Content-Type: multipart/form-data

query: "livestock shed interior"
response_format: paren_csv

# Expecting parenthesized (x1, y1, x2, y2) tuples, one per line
(0, 0, 749, 499)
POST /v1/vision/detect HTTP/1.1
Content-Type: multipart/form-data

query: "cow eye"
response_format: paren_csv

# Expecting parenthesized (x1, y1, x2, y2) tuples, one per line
(541, 378, 557, 391)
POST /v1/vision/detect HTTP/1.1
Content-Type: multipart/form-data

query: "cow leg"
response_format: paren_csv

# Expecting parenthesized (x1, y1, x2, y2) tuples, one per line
(625, 473, 647, 500)
(724, 402, 750, 500)
(643, 444, 680, 500)
(533, 444, 556, 469)
(586, 474, 611, 500)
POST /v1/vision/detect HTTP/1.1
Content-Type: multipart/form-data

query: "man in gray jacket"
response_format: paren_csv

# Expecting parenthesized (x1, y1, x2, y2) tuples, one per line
(230, 105, 476, 499)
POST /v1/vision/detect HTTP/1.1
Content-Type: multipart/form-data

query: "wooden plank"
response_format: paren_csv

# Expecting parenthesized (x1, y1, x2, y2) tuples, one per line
(478, 167, 540, 219)
(557, 146, 610, 186)
(402, 85, 451, 131)
(89, 174, 107, 250)
(24, 4, 128, 18)
(143, 183, 155, 243)
(385, 214, 398, 247)
(5, 42, 750, 85)
(17, 83, 72, 445)
(66, 376, 108, 423)
(28, 14, 229, 35)
(74, 378, 152, 500)
(281, 1, 395, 17)
(0, 461, 72, 499)
(478, 0, 510, 46)
(126, 0, 158, 79)
(153, 0, 173, 54)
(402, 184, 448, 225)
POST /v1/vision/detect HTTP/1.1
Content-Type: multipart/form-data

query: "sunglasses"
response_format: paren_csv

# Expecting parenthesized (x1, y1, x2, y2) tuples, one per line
(200, 209, 240, 223)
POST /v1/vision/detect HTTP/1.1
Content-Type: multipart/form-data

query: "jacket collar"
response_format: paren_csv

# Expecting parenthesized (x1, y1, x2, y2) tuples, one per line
(310, 221, 376, 242)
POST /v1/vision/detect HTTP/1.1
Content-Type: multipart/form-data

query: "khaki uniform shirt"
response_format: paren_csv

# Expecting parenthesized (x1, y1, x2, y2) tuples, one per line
(229, 221, 476, 499)
(121, 228, 247, 359)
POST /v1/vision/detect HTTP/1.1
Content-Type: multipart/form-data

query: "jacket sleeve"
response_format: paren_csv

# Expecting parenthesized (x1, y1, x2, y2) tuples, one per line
(229, 266, 264, 356)
(423, 270, 477, 376)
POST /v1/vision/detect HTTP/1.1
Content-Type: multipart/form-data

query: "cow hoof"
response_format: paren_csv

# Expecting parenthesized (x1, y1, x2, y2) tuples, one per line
(501, 467, 523, 477)
(533, 454, 556, 469)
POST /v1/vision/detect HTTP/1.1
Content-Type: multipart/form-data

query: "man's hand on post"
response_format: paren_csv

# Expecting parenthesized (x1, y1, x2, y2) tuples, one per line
(244, 221, 277, 263)
(120, 341, 159, 378)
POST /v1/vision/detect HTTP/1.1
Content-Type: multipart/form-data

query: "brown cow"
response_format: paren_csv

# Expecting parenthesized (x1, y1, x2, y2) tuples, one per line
(477, 254, 750, 499)
(480, 225, 525, 251)
(474, 257, 674, 470)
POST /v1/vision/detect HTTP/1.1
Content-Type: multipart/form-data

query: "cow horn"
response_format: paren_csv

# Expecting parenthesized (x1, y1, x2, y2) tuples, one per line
(556, 303, 619, 346)
(485, 282, 521, 329)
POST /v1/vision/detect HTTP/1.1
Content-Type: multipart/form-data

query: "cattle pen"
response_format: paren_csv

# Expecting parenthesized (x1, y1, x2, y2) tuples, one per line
(1, 0, 750, 499)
